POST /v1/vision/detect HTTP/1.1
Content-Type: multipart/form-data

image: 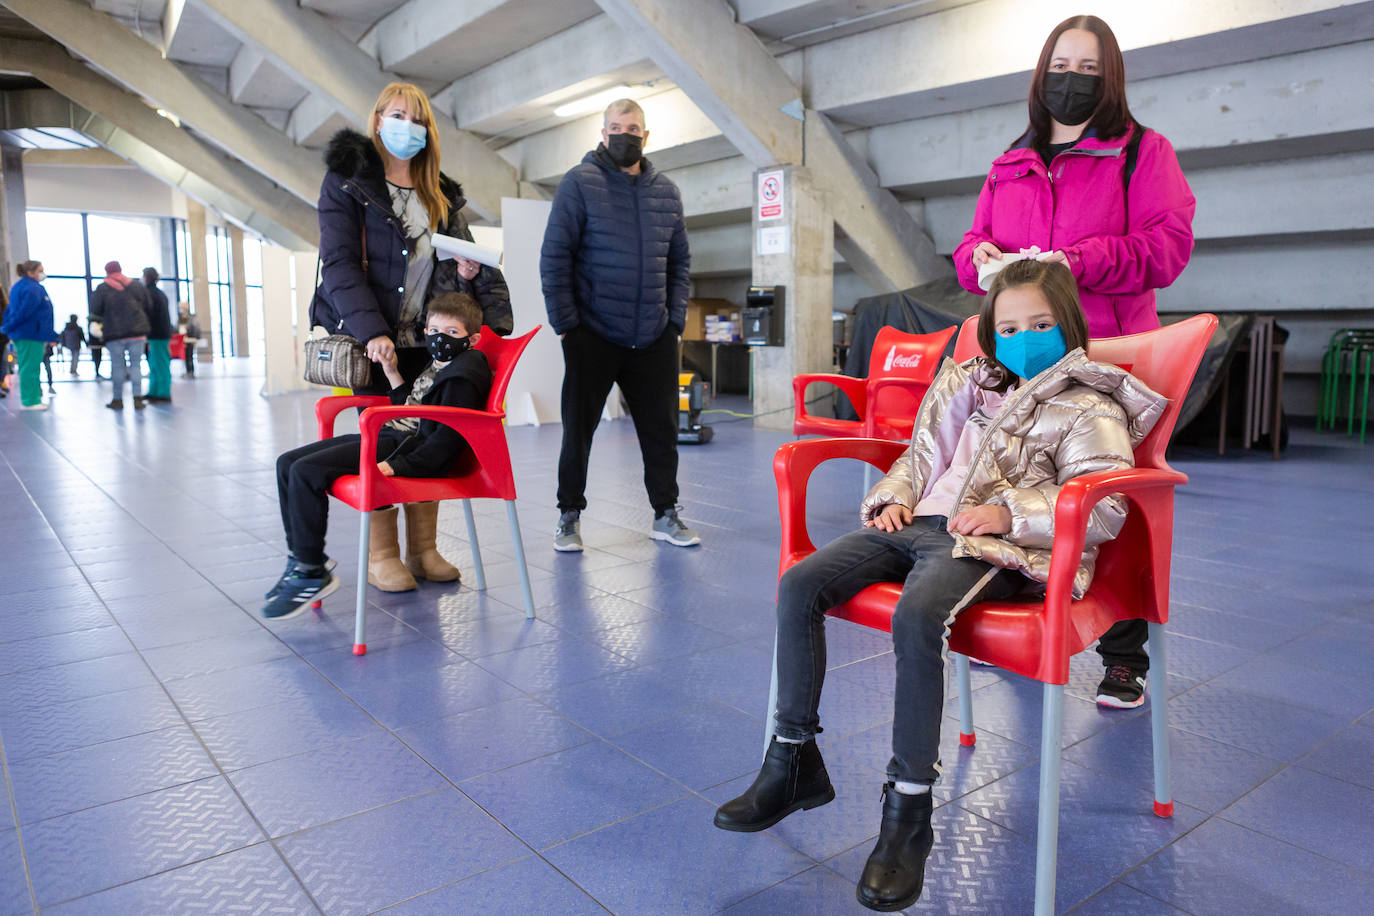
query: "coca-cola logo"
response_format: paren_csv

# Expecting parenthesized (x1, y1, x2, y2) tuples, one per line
(882, 351, 923, 371)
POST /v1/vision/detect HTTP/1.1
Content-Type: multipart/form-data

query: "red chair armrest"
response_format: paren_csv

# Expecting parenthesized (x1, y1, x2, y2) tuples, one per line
(316, 395, 388, 440)
(793, 373, 868, 422)
(774, 437, 906, 568)
(354, 405, 512, 508)
(1038, 466, 1189, 678)
(865, 376, 935, 399)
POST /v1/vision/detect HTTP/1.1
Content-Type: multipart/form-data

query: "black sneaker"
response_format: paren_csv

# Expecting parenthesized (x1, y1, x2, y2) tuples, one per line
(1096, 664, 1146, 708)
(265, 556, 337, 599)
(262, 568, 339, 620)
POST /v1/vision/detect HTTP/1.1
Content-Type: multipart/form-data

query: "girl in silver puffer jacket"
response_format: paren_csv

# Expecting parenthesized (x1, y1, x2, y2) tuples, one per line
(713, 260, 1168, 912)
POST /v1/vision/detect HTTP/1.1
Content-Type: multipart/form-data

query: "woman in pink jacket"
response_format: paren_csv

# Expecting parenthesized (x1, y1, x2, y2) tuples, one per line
(955, 14, 1196, 708)
(955, 15, 1195, 339)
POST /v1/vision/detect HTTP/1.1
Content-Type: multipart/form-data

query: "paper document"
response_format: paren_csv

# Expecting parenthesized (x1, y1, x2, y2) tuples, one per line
(433, 233, 503, 269)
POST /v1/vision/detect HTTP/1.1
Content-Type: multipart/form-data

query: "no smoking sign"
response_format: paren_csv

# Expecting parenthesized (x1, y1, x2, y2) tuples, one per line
(757, 169, 785, 222)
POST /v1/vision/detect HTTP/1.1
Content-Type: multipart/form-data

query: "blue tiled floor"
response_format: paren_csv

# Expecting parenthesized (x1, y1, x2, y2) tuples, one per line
(1, 368, 1371, 913)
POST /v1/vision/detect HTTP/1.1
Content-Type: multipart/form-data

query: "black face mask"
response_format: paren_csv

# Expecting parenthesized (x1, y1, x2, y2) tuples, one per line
(604, 132, 643, 168)
(1041, 70, 1102, 126)
(426, 331, 471, 363)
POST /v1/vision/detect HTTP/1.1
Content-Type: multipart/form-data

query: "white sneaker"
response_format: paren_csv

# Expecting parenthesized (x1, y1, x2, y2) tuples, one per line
(651, 509, 700, 547)
(19, 403, 49, 411)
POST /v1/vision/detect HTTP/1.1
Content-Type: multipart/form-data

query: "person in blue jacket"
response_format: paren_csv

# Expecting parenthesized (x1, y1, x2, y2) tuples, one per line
(2, 260, 57, 410)
(540, 98, 699, 552)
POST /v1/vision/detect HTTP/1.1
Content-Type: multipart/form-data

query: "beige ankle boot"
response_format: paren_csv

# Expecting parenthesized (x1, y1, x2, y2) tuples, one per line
(367, 506, 417, 592)
(403, 501, 461, 582)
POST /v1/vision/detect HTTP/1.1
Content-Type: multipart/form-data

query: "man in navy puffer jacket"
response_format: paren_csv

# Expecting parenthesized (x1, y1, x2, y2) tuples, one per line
(541, 99, 699, 551)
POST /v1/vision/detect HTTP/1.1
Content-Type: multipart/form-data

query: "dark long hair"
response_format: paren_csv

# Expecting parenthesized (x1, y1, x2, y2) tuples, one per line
(977, 260, 1089, 392)
(1022, 15, 1136, 150)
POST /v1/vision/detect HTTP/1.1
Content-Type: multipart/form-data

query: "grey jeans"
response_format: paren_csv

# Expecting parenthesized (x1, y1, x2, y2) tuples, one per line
(104, 338, 144, 400)
(773, 515, 1023, 784)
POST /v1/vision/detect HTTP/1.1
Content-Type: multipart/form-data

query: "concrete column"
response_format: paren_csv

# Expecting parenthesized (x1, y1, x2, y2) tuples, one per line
(260, 244, 311, 395)
(750, 166, 833, 431)
(228, 226, 249, 358)
(187, 201, 212, 360)
(0, 146, 29, 282)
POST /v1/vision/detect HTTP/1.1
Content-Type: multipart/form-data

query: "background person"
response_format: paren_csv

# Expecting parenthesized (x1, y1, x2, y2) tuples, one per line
(953, 14, 1196, 708)
(177, 303, 200, 377)
(89, 260, 151, 410)
(60, 314, 85, 377)
(142, 267, 174, 403)
(309, 81, 513, 591)
(2, 260, 57, 410)
(540, 98, 698, 552)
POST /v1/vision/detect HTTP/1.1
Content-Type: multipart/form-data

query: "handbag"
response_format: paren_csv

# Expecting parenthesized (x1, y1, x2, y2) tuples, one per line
(304, 334, 372, 388)
(305, 221, 372, 389)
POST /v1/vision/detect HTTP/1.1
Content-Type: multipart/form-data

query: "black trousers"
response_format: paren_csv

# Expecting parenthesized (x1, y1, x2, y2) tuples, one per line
(556, 324, 679, 514)
(1096, 618, 1149, 671)
(275, 431, 405, 566)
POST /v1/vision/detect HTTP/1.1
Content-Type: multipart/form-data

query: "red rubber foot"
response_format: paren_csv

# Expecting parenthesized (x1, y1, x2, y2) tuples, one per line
(1153, 799, 1174, 818)
(959, 732, 976, 747)
(311, 601, 322, 610)
(352, 643, 367, 656)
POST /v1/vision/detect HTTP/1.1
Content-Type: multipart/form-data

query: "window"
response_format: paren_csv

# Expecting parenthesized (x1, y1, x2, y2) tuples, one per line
(24, 210, 190, 338)
(207, 226, 234, 358)
(243, 236, 264, 356)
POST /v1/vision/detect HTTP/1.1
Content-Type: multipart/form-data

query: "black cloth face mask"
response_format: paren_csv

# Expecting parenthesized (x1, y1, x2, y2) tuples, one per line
(426, 331, 472, 363)
(604, 132, 644, 168)
(1041, 70, 1102, 126)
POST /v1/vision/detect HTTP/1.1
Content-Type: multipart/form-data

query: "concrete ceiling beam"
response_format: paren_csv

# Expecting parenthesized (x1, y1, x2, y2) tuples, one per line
(433, 14, 654, 138)
(188, 0, 519, 222)
(0, 40, 318, 250)
(799, 0, 1374, 126)
(5, 0, 322, 207)
(593, 0, 948, 292)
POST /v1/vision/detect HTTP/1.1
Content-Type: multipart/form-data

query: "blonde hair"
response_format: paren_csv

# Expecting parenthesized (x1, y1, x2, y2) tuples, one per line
(371, 82, 448, 229)
(603, 98, 645, 127)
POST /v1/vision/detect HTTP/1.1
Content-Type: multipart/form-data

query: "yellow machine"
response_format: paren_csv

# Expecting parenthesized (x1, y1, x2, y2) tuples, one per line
(678, 372, 713, 444)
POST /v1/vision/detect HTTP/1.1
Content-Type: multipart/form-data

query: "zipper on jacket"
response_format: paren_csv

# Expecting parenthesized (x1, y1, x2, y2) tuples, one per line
(631, 175, 644, 348)
(944, 356, 1072, 519)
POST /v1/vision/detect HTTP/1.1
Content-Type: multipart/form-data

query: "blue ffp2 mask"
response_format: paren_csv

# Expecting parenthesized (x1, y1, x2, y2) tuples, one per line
(379, 118, 427, 160)
(994, 326, 1068, 381)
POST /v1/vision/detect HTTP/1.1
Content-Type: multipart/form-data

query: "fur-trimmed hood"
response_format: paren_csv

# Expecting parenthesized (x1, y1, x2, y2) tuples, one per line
(323, 128, 464, 208)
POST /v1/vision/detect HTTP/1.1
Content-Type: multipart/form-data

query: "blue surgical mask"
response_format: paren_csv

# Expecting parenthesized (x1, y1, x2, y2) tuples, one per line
(379, 117, 427, 160)
(994, 326, 1068, 381)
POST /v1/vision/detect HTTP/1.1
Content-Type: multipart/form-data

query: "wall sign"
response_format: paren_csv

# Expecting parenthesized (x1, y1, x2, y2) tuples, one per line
(757, 169, 785, 221)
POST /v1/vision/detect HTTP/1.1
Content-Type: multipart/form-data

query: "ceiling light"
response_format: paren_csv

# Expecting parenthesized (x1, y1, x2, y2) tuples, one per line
(155, 108, 182, 127)
(553, 85, 634, 119)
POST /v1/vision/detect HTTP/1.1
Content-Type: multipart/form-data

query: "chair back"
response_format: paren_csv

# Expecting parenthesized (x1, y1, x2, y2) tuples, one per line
(952, 315, 982, 362)
(866, 325, 956, 437)
(475, 325, 540, 413)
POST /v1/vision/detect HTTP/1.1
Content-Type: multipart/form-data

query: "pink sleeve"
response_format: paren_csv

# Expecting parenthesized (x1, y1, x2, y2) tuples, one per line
(1066, 131, 1196, 296)
(954, 175, 997, 296)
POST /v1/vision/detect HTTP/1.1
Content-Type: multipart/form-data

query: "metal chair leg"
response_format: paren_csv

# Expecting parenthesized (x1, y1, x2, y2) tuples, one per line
(1148, 622, 1174, 817)
(954, 652, 975, 746)
(461, 499, 486, 591)
(764, 630, 780, 759)
(1033, 683, 1064, 916)
(504, 501, 535, 619)
(353, 510, 371, 656)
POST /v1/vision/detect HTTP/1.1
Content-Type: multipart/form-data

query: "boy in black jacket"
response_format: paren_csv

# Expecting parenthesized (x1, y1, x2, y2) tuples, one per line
(264, 292, 492, 619)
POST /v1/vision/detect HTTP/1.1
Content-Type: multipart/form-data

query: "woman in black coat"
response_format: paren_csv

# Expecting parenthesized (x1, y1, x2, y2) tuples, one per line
(308, 81, 513, 594)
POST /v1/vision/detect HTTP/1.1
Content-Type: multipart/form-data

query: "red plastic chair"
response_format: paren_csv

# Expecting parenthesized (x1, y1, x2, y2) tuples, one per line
(314, 325, 541, 655)
(793, 325, 957, 442)
(769, 314, 1217, 916)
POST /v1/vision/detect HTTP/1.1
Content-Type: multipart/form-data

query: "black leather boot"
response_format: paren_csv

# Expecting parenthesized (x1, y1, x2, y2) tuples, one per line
(713, 737, 834, 832)
(856, 784, 934, 911)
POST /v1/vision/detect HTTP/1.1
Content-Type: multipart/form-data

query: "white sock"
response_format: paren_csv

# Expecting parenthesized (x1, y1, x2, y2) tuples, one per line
(892, 780, 930, 795)
(774, 735, 804, 744)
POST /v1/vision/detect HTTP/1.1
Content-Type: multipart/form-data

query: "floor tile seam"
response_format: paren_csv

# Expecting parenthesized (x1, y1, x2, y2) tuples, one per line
(254, 782, 465, 842)
(0, 734, 41, 915)
(1162, 716, 1338, 764)
(701, 863, 834, 915)
(1063, 880, 1200, 915)
(1170, 673, 1366, 726)
(1196, 810, 1374, 881)
(401, 723, 601, 786)
(36, 838, 323, 915)
(529, 785, 706, 855)
(12, 768, 239, 830)
(219, 731, 389, 781)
